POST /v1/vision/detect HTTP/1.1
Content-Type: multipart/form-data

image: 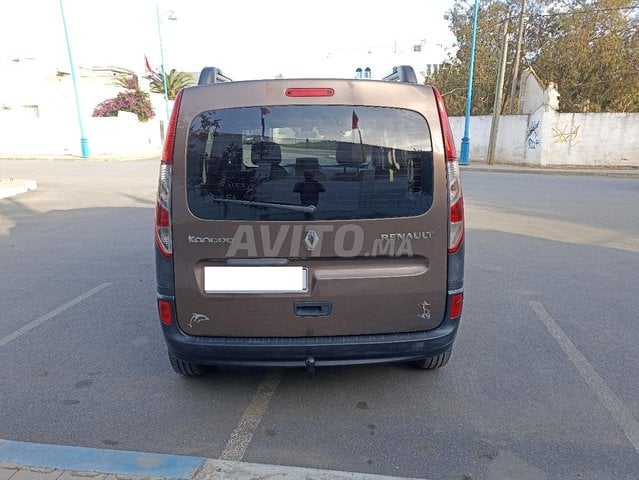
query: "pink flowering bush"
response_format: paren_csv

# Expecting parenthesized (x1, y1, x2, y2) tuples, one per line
(93, 77, 155, 122)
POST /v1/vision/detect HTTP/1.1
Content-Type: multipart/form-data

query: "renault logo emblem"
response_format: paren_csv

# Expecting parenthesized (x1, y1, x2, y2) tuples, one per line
(304, 230, 320, 251)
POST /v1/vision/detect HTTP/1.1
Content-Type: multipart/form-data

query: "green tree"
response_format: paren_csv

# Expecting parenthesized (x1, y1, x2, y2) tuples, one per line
(428, 0, 639, 114)
(428, 0, 518, 115)
(146, 69, 195, 100)
(534, 0, 639, 112)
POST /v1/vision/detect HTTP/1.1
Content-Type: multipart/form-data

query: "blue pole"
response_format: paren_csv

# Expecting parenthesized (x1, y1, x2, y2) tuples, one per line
(459, 0, 480, 165)
(156, 4, 171, 120)
(59, 0, 89, 158)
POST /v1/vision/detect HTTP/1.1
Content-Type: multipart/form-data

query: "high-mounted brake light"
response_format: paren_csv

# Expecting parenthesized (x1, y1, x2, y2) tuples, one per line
(285, 88, 335, 97)
(155, 89, 184, 257)
(433, 87, 464, 255)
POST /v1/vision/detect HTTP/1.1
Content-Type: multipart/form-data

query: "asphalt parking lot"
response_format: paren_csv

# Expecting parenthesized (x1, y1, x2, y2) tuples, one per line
(1, 159, 638, 479)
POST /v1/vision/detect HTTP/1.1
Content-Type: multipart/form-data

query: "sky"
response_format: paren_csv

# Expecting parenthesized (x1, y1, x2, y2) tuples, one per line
(0, 0, 457, 80)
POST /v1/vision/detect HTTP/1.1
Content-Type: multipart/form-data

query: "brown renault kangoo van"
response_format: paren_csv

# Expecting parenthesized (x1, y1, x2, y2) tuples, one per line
(155, 66, 465, 376)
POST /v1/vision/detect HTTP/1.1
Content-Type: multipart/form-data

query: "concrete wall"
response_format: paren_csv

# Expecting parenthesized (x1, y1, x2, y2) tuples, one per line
(450, 110, 639, 167)
(539, 111, 639, 167)
(0, 111, 163, 157)
(449, 65, 639, 166)
(0, 82, 170, 157)
(518, 68, 546, 115)
(1, 94, 637, 165)
(450, 115, 529, 164)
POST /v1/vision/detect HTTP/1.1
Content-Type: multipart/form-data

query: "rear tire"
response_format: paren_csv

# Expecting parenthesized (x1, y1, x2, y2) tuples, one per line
(412, 350, 451, 370)
(168, 350, 206, 376)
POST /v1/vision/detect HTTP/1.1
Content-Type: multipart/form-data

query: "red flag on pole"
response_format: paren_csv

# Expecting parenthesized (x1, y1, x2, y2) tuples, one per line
(144, 55, 158, 78)
(352, 110, 359, 129)
(260, 107, 271, 116)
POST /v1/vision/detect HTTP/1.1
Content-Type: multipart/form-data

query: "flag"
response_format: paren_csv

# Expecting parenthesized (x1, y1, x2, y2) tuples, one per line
(144, 55, 159, 78)
(260, 107, 271, 116)
(352, 110, 359, 129)
(352, 110, 365, 162)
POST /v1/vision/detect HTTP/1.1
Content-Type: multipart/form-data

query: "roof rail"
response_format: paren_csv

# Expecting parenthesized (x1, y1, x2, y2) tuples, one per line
(198, 67, 233, 85)
(382, 65, 418, 84)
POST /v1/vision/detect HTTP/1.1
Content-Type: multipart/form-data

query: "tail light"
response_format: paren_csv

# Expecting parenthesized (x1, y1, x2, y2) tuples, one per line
(155, 89, 184, 258)
(433, 87, 465, 254)
(155, 164, 172, 256)
(446, 161, 464, 254)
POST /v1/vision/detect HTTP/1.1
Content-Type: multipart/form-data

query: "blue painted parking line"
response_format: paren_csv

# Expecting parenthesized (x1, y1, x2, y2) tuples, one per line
(0, 440, 205, 479)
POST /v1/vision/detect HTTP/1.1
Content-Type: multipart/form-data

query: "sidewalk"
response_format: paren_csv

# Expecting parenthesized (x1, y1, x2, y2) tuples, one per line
(0, 178, 38, 200)
(0, 152, 160, 163)
(461, 161, 639, 178)
(0, 439, 420, 480)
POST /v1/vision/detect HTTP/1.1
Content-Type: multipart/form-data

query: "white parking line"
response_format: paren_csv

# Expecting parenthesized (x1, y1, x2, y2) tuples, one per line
(220, 369, 283, 462)
(529, 300, 639, 455)
(0, 283, 111, 347)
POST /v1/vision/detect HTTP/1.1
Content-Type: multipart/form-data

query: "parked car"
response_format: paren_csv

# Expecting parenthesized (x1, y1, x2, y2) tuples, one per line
(155, 66, 464, 376)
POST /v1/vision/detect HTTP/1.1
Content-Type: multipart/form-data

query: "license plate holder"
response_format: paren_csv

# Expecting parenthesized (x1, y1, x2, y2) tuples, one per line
(204, 266, 308, 294)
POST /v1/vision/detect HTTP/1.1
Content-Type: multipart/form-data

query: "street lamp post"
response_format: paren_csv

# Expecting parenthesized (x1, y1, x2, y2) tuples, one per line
(155, 5, 174, 120)
(59, 0, 89, 158)
(459, 0, 480, 166)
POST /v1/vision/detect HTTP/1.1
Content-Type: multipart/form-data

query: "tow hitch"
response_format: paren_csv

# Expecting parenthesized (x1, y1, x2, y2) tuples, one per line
(305, 357, 316, 379)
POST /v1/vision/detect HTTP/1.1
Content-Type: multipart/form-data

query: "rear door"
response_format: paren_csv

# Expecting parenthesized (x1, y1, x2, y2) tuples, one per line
(170, 79, 449, 337)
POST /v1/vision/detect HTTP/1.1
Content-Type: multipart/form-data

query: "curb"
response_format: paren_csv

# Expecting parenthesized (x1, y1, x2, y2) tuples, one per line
(0, 440, 200, 479)
(0, 440, 422, 480)
(0, 153, 160, 162)
(461, 164, 639, 178)
(0, 179, 38, 200)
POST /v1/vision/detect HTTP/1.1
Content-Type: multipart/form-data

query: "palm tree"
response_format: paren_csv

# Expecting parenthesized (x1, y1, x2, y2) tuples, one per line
(114, 74, 140, 90)
(146, 69, 195, 100)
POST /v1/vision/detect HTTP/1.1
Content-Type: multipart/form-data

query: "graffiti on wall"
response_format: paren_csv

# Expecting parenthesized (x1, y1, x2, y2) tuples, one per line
(526, 120, 540, 149)
(552, 124, 580, 145)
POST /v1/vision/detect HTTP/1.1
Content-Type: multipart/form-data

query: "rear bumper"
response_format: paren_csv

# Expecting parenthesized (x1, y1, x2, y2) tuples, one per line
(158, 295, 460, 367)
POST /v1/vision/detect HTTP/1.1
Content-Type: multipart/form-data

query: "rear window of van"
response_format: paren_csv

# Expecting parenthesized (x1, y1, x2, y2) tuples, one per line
(186, 105, 433, 221)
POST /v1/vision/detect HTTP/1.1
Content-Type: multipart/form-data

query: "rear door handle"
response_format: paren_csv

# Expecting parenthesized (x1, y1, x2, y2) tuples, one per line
(293, 302, 332, 317)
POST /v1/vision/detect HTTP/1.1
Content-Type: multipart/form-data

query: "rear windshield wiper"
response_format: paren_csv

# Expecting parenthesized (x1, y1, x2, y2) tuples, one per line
(210, 197, 316, 214)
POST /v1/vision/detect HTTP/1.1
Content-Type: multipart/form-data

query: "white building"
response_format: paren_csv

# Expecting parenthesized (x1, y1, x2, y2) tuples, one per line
(0, 57, 164, 157)
(314, 38, 450, 82)
(0, 57, 139, 119)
